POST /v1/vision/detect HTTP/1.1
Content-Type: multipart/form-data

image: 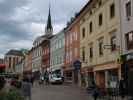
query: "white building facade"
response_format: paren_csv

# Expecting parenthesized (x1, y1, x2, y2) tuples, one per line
(50, 30, 65, 75)
(4, 50, 24, 73)
(15, 59, 25, 74)
(120, 0, 133, 94)
(32, 36, 43, 74)
(120, 0, 133, 54)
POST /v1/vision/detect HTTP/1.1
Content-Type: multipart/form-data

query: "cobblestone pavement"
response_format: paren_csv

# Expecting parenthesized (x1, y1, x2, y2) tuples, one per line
(31, 84, 92, 100)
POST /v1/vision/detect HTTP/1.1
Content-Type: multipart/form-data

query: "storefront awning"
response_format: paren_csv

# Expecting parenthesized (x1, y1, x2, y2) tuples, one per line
(0, 64, 6, 69)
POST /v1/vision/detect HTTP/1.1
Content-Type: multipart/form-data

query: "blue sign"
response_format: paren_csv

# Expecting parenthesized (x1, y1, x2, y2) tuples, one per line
(73, 60, 81, 70)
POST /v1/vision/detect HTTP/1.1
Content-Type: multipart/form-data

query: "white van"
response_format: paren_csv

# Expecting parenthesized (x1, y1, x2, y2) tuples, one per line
(49, 73, 63, 84)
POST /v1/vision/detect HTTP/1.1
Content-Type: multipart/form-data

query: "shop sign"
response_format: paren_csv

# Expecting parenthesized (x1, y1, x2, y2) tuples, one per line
(73, 60, 81, 70)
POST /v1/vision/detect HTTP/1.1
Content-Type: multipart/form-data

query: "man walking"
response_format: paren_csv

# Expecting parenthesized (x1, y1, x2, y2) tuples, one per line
(119, 78, 126, 99)
(22, 78, 32, 100)
(44, 71, 49, 85)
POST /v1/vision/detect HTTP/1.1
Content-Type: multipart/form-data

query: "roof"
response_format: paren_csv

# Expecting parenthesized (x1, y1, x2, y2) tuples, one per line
(45, 7, 53, 35)
(46, 7, 52, 31)
(5, 49, 24, 56)
(65, 0, 93, 31)
(77, 0, 93, 17)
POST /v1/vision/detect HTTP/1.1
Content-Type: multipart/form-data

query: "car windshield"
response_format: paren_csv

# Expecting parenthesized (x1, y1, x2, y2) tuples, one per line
(52, 74, 61, 78)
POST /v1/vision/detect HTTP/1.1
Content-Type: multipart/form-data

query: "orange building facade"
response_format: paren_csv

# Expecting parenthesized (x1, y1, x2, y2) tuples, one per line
(23, 49, 33, 78)
(41, 40, 50, 72)
(64, 17, 81, 85)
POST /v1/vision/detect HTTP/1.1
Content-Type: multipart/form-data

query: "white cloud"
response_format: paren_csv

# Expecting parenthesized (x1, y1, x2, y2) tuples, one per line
(0, 0, 88, 58)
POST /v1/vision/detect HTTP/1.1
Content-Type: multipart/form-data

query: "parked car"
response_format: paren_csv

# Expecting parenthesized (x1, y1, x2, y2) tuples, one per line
(49, 74, 63, 84)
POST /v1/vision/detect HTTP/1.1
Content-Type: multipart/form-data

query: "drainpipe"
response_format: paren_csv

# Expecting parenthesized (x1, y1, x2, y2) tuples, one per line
(118, 0, 123, 80)
(119, 0, 123, 55)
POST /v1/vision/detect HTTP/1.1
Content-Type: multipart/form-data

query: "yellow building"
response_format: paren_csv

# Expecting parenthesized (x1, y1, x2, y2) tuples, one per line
(80, 0, 121, 89)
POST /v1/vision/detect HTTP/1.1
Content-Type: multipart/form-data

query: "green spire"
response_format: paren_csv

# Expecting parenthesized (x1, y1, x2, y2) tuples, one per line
(45, 5, 53, 35)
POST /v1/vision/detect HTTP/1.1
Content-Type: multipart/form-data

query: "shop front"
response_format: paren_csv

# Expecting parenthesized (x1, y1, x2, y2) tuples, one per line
(80, 66, 94, 88)
(73, 60, 81, 85)
(63, 60, 81, 85)
(94, 62, 120, 92)
(121, 53, 133, 96)
(63, 64, 73, 83)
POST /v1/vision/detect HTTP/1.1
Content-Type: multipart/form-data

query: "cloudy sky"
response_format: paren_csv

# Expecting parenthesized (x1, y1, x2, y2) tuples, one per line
(0, 0, 88, 58)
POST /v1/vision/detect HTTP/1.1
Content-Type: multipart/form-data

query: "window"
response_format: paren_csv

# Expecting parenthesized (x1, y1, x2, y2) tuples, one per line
(98, 37, 104, 56)
(82, 47, 85, 62)
(57, 56, 59, 64)
(110, 3, 115, 19)
(89, 22, 93, 33)
(66, 37, 68, 46)
(89, 46, 93, 59)
(110, 30, 117, 51)
(111, 35, 117, 51)
(66, 52, 69, 62)
(70, 34, 73, 43)
(82, 28, 85, 38)
(61, 56, 63, 64)
(126, 31, 133, 50)
(75, 48, 78, 57)
(66, 52, 68, 61)
(126, 1, 131, 19)
(99, 13, 103, 26)
(60, 39, 62, 47)
(67, 35, 70, 45)
(62, 38, 65, 46)
(70, 51, 72, 62)
(98, 0, 102, 7)
(9, 57, 11, 68)
(75, 32, 77, 40)
(59, 40, 62, 48)
(16, 58, 18, 63)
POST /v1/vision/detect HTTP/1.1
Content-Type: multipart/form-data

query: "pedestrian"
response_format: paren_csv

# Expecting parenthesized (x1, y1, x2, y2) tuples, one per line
(44, 71, 49, 85)
(41, 76, 44, 85)
(30, 75, 34, 86)
(61, 76, 64, 82)
(119, 78, 126, 99)
(22, 78, 32, 100)
(91, 81, 99, 100)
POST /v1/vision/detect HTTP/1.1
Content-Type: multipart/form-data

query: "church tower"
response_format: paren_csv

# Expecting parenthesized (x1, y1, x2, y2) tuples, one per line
(45, 6, 53, 36)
